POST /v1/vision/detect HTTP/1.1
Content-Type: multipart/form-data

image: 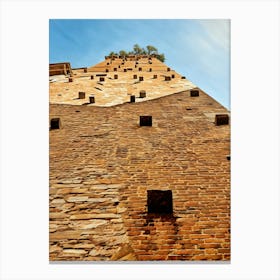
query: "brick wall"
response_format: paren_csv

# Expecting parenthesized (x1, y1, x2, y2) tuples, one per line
(49, 62, 72, 76)
(49, 88, 230, 261)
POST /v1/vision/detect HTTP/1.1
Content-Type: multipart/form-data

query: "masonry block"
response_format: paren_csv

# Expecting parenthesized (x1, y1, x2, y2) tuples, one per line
(140, 116, 152, 126)
(215, 114, 229, 126)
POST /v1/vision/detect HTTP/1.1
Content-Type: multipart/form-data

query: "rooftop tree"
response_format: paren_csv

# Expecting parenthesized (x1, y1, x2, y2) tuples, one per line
(107, 44, 165, 62)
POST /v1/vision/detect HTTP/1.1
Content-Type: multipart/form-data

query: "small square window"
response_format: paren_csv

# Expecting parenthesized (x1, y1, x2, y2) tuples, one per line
(130, 95, 135, 103)
(139, 90, 146, 98)
(147, 190, 173, 214)
(89, 96, 95, 103)
(50, 118, 60, 130)
(140, 116, 152, 126)
(215, 114, 229, 126)
(78, 92, 85, 99)
(190, 90, 199, 97)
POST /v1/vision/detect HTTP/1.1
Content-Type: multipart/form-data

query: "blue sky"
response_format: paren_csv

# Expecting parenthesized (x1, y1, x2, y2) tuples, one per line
(49, 19, 230, 109)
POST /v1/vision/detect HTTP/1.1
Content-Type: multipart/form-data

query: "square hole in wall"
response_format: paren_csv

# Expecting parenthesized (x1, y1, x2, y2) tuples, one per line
(147, 190, 173, 214)
(130, 95, 135, 103)
(215, 114, 229, 126)
(190, 90, 199, 97)
(50, 118, 60, 130)
(140, 116, 152, 126)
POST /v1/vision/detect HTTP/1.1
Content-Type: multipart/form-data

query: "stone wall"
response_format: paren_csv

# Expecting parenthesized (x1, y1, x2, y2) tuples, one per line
(49, 88, 230, 261)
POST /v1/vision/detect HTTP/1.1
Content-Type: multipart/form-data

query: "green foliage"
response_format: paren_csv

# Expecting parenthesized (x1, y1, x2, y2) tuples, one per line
(146, 45, 158, 55)
(133, 44, 142, 55)
(107, 44, 165, 62)
(109, 51, 117, 57)
(155, 53, 165, 62)
(119, 50, 128, 57)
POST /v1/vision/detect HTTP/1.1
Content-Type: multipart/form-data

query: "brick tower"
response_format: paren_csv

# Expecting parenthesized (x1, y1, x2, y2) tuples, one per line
(49, 55, 230, 261)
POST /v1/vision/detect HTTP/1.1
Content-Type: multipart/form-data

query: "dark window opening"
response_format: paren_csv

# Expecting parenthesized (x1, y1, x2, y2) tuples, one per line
(89, 96, 95, 103)
(147, 190, 173, 214)
(139, 90, 146, 98)
(215, 114, 229, 126)
(50, 118, 60, 130)
(79, 92, 85, 99)
(190, 90, 199, 97)
(140, 116, 152, 126)
(130, 95, 135, 103)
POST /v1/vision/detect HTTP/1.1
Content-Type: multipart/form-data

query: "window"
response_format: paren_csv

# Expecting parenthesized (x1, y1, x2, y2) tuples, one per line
(140, 116, 152, 126)
(50, 118, 60, 130)
(147, 190, 173, 214)
(190, 90, 199, 97)
(215, 114, 229, 126)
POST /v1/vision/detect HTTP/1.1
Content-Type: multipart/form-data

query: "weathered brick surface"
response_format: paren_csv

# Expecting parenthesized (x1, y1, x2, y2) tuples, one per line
(49, 85, 230, 261)
(49, 57, 196, 107)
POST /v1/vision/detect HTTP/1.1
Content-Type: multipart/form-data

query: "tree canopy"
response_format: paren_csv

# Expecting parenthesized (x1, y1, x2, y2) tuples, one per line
(107, 44, 165, 62)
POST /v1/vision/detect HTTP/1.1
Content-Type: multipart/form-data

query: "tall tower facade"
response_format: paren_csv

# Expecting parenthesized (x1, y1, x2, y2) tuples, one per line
(49, 55, 230, 261)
